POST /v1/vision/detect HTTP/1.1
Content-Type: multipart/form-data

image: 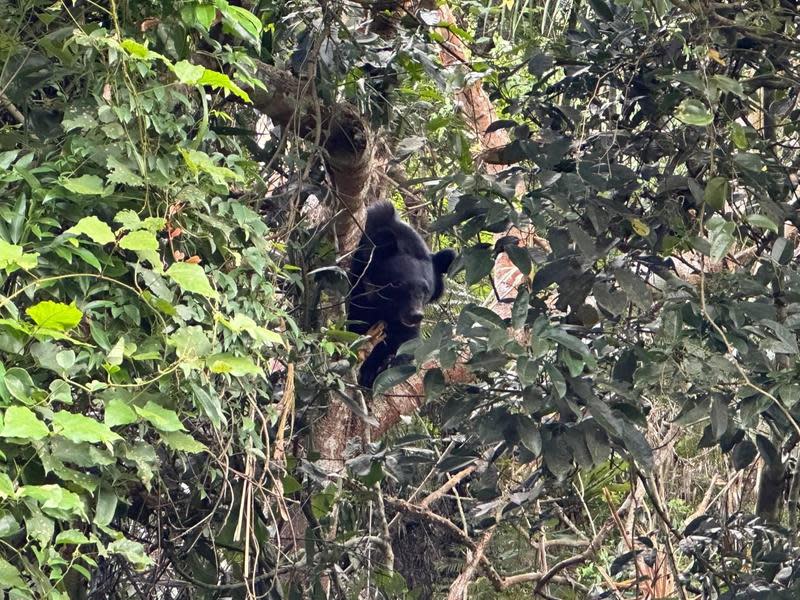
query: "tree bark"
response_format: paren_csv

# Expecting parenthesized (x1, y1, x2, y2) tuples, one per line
(247, 61, 372, 255)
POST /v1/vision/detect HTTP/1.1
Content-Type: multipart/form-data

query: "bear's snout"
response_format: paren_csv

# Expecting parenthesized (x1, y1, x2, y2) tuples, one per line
(401, 311, 424, 327)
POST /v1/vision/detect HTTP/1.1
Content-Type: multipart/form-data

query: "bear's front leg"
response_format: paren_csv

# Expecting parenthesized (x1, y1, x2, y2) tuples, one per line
(358, 340, 392, 389)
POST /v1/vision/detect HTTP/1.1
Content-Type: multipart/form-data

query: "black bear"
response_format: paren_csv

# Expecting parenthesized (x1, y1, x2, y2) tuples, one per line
(347, 202, 456, 389)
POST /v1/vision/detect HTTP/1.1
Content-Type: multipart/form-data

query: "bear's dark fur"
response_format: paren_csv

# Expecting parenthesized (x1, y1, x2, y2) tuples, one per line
(347, 202, 456, 388)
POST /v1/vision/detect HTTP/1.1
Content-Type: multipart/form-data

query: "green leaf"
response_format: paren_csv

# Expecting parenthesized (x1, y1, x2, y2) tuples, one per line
(25, 511, 54, 546)
(1, 406, 49, 440)
(704, 177, 729, 211)
(197, 69, 251, 102)
(72, 246, 102, 271)
(423, 368, 446, 400)
(105, 398, 138, 428)
(217, 313, 284, 346)
(161, 431, 207, 453)
(167, 262, 218, 299)
(373, 364, 416, 395)
(676, 99, 713, 126)
(190, 382, 225, 429)
(4, 368, 35, 402)
(0, 150, 19, 170)
(170, 326, 212, 360)
(0, 513, 21, 538)
(505, 244, 532, 277)
(746, 214, 779, 234)
(711, 74, 744, 97)
(67, 216, 115, 245)
(115, 209, 142, 231)
(181, 3, 216, 29)
(732, 439, 757, 470)
(26, 300, 83, 331)
(94, 486, 118, 527)
(52, 411, 122, 444)
(0, 474, 15, 499)
(517, 416, 542, 456)
(710, 396, 729, 440)
(0, 240, 23, 270)
(61, 174, 106, 195)
(463, 245, 494, 286)
(119, 230, 159, 252)
(588, 0, 614, 20)
(107, 156, 145, 187)
(612, 268, 653, 311)
(106, 337, 125, 367)
(121, 39, 152, 58)
(0, 239, 38, 271)
(56, 529, 91, 545)
(708, 216, 735, 262)
(730, 122, 748, 150)
(310, 484, 337, 519)
(173, 60, 206, 84)
(218, 2, 263, 47)
(206, 353, 262, 376)
(135, 401, 185, 432)
(282, 474, 302, 495)
(180, 148, 243, 185)
(107, 538, 153, 570)
(0, 557, 25, 589)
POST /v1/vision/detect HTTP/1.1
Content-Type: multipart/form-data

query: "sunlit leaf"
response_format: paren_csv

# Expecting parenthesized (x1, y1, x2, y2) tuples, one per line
(107, 538, 153, 570)
(104, 398, 138, 428)
(1, 406, 49, 440)
(52, 411, 122, 444)
(206, 353, 262, 376)
(119, 230, 159, 252)
(60, 174, 106, 196)
(135, 401, 185, 432)
(167, 262, 218, 299)
(161, 431, 207, 453)
(676, 99, 713, 126)
(67, 216, 115, 245)
(26, 301, 83, 331)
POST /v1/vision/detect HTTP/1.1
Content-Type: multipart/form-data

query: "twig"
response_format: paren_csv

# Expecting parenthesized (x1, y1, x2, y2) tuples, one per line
(447, 527, 495, 600)
(0, 91, 24, 124)
(533, 519, 615, 593)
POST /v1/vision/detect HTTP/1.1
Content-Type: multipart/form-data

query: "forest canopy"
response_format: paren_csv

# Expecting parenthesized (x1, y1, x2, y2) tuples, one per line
(2, 0, 800, 598)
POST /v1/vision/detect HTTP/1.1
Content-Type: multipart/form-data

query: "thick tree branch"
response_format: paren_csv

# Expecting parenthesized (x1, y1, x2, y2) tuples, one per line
(246, 61, 372, 255)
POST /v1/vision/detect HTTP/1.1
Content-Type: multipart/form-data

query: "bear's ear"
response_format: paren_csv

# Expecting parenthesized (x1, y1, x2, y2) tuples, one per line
(432, 248, 456, 275)
(430, 248, 456, 302)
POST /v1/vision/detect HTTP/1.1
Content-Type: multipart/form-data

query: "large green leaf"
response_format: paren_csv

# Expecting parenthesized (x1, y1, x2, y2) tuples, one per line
(676, 99, 714, 126)
(166, 262, 218, 299)
(4, 368, 36, 402)
(135, 401, 185, 432)
(0, 239, 38, 271)
(67, 216, 115, 245)
(26, 300, 83, 331)
(0, 557, 25, 589)
(104, 398, 138, 428)
(119, 230, 159, 252)
(1, 406, 49, 440)
(161, 431, 207, 453)
(206, 353, 261, 376)
(52, 411, 122, 444)
(60, 174, 106, 195)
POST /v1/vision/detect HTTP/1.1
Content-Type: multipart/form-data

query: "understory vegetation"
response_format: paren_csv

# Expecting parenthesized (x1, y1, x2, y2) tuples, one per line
(2, 0, 800, 598)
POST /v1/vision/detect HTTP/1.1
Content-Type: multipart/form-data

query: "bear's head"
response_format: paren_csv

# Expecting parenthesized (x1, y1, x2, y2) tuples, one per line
(349, 202, 456, 329)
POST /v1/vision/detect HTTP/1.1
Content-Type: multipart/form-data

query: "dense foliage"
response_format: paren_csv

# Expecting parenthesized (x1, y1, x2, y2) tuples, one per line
(2, 0, 800, 598)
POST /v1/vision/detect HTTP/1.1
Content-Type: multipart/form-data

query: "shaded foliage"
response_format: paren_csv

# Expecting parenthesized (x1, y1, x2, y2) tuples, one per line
(2, 0, 800, 598)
